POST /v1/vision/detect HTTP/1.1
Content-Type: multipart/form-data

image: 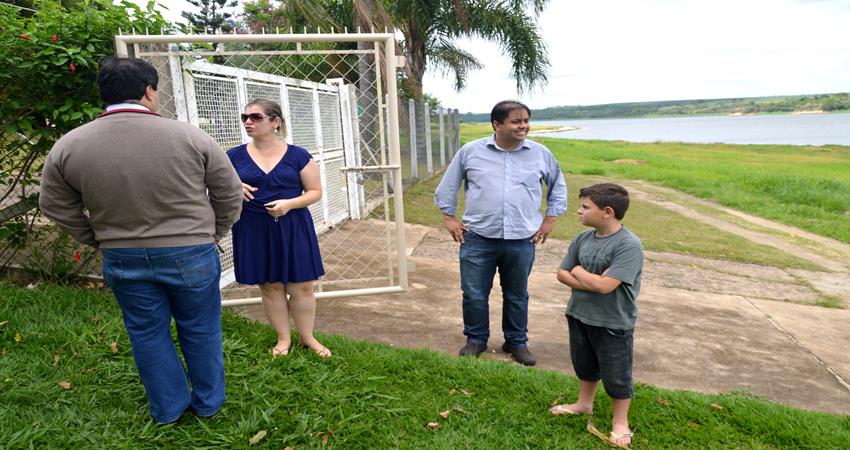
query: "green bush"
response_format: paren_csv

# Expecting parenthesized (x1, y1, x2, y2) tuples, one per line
(0, 0, 170, 280)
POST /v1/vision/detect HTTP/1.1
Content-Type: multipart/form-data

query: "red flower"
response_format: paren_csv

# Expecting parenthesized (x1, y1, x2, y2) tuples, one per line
(19, 34, 30, 40)
(72, 251, 81, 261)
(51, 34, 58, 43)
(69, 63, 76, 73)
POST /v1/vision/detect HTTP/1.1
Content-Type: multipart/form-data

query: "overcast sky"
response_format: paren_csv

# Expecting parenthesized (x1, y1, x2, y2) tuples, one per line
(130, 0, 850, 113)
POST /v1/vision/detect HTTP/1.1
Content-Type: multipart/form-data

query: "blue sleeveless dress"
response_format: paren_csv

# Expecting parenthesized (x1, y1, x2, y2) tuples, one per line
(226, 144, 325, 284)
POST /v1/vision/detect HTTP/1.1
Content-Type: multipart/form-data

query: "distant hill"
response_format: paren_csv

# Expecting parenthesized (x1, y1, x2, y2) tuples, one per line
(459, 93, 850, 122)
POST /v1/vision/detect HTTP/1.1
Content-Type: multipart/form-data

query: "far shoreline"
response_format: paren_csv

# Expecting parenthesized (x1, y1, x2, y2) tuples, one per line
(460, 109, 850, 125)
(528, 125, 581, 135)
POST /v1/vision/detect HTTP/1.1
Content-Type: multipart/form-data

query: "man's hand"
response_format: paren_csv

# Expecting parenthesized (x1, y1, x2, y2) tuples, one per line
(531, 216, 557, 244)
(443, 214, 469, 244)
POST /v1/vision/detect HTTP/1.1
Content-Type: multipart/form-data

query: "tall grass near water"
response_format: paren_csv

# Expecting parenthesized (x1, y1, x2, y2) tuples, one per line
(535, 137, 850, 244)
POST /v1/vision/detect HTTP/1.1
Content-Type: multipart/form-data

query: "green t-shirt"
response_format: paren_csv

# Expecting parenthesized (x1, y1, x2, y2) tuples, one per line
(560, 226, 644, 330)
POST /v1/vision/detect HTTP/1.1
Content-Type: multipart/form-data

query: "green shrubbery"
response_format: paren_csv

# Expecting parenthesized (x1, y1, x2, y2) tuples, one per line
(0, 0, 169, 281)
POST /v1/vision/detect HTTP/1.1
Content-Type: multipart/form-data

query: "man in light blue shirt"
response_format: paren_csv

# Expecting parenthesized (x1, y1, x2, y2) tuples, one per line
(434, 100, 567, 365)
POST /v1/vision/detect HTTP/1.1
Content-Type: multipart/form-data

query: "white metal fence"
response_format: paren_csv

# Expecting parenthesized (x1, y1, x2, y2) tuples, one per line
(114, 33, 408, 305)
(397, 98, 460, 186)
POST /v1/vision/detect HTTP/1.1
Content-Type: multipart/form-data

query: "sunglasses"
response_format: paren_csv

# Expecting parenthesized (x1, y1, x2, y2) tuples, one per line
(240, 113, 276, 122)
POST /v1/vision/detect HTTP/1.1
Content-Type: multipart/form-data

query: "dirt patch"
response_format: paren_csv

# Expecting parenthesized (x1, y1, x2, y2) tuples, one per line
(232, 179, 850, 414)
(611, 159, 647, 165)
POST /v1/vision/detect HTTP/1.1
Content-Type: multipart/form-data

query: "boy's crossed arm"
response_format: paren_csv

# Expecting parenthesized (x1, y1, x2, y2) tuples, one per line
(557, 268, 589, 291)
(558, 266, 623, 294)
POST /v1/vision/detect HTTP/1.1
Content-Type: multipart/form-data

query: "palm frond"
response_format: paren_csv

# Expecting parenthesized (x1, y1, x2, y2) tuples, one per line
(427, 40, 484, 91)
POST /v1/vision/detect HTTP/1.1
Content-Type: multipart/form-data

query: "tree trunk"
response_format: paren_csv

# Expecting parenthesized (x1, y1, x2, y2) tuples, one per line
(355, 0, 381, 165)
(402, 20, 426, 99)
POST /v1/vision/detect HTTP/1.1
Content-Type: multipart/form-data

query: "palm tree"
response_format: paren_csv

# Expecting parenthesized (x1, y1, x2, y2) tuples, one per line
(387, 0, 549, 98)
(241, 0, 550, 99)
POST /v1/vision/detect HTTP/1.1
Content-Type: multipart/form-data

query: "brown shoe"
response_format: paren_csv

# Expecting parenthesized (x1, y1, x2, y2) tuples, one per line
(502, 343, 536, 366)
(459, 343, 487, 357)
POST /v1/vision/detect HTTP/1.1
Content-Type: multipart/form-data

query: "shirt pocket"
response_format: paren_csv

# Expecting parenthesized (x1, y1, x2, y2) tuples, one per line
(519, 169, 541, 188)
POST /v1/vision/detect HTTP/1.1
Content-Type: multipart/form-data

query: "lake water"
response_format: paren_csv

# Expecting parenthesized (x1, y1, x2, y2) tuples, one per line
(535, 113, 850, 146)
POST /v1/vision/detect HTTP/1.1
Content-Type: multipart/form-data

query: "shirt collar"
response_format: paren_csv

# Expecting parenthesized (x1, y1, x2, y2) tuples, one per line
(486, 134, 529, 153)
(105, 103, 150, 112)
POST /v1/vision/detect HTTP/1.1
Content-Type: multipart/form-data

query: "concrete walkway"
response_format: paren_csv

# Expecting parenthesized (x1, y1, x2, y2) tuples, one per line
(236, 223, 850, 416)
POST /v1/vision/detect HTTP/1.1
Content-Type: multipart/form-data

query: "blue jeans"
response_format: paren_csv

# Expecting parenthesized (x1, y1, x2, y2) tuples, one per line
(101, 243, 225, 423)
(459, 231, 536, 347)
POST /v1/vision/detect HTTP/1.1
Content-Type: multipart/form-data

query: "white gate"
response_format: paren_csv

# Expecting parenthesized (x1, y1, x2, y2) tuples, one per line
(114, 33, 408, 305)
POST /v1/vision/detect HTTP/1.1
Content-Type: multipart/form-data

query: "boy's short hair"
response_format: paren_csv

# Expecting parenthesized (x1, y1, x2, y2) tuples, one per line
(579, 183, 630, 220)
(490, 100, 531, 128)
(98, 57, 158, 105)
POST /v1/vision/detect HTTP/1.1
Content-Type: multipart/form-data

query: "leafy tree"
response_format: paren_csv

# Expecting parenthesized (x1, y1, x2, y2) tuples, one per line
(242, 0, 289, 33)
(6, 0, 85, 16)
(239, 0, 550, 99)
(387, 0, 549, 98)
(181, 0, 238, 34)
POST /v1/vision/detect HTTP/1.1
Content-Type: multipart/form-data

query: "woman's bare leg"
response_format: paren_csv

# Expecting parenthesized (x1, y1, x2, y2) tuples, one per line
(260, 283, 292, 356)
(287, 281, 331, 357)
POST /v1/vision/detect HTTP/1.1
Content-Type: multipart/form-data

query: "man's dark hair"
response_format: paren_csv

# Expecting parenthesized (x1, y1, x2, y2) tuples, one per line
(98, 57, 158, 105)
(579, 183, 630, 220)
(490, 100, 532, 127)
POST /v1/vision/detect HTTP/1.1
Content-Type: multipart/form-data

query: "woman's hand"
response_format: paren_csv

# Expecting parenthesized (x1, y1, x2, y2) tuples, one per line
(241, 183, 258, 201)
(265, 199, 293, 219)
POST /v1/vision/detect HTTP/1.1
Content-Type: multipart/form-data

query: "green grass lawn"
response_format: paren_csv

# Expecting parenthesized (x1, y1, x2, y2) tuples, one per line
(400, 174, 817, 270)
(545, 139, 850, 244)
(1, 283, 849, 448)
(459, 123, 850, 244)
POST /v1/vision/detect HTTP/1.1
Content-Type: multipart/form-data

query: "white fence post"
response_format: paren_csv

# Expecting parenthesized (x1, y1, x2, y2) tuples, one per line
(168, 45, 189, 122)
(408, 98, 417, 179)
(424, 101, 433, 175)
(453, 109, 460, 154)
(438, 107, 445, 167)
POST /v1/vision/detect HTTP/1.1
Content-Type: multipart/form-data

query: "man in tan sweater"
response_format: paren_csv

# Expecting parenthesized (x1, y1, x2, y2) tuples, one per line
(39, 57, 243, 424)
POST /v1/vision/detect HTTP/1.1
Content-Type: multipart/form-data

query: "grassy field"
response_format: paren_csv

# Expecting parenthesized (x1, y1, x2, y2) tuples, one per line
(1, 283, 849, 448)
(459, 123, 850, 244)
(400, 174, 817, 270)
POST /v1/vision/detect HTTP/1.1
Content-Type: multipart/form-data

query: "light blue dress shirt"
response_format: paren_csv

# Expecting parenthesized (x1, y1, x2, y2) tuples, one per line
(434, 135, 568, 240)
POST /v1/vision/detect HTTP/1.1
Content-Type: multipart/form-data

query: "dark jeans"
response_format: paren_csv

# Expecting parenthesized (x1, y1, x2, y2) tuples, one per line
(459, 231, 536, 347)
(567, 315, 634, 399)
(101, 243, 225, 423)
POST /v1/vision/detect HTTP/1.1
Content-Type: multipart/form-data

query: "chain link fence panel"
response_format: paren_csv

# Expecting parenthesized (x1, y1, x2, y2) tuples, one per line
(2, 33, 460, 298)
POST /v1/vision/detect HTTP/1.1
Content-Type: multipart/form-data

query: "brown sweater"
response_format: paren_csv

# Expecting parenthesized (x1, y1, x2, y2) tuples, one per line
(39, 110, 243, 248)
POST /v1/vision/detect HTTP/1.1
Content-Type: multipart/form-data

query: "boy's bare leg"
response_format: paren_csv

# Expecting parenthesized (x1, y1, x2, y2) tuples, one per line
(550, 380, 598, 414)
(611, 398, 632, 447)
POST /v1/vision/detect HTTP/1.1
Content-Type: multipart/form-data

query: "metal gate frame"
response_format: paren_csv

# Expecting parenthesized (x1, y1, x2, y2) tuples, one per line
(114, 33, 409, 305)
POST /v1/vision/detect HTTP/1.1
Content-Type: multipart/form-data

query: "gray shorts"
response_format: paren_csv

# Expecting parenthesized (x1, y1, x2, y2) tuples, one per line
(567, 315, 634, 399)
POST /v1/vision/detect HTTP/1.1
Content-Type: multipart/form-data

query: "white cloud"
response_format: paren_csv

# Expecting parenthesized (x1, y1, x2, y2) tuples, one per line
(122, 0, 850, 113)
(424, 0, 850, 112)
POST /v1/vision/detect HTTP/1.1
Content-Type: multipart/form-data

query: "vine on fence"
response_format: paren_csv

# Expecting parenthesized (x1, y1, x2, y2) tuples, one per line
(0, 0, 169, 281)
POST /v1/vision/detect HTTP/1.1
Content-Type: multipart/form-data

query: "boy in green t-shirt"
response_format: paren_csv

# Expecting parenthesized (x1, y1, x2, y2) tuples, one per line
(550, 183, 644, 449)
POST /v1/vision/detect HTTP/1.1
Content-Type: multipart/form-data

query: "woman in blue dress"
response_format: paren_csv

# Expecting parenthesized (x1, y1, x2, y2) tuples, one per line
(226, 98, 330, 358)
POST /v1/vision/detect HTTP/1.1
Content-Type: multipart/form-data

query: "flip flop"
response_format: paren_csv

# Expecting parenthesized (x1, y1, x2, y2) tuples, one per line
(587, 422, 633, 449)
(299, 341, 332, 358)
(271, 343, 291, 358)
(549, 404, 592, 416)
